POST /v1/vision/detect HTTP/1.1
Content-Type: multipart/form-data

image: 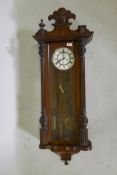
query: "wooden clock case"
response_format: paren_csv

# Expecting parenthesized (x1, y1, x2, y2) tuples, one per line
(33, 8, 93, 165)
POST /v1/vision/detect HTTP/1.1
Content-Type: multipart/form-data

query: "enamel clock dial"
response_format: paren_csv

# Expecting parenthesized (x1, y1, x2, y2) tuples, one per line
(52, 47, 75, 70)
(33, 8, 93, 165)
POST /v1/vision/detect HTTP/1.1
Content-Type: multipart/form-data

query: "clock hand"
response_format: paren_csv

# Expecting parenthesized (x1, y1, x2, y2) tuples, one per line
(62, 49, 65, 65)
(62, 49, 64, 54)
(58, 57, 65, 62)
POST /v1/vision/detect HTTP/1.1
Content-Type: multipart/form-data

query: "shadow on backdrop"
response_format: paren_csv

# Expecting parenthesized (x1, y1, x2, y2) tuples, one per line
(10, 0, 46, 139)
(15, 30, 41, 139)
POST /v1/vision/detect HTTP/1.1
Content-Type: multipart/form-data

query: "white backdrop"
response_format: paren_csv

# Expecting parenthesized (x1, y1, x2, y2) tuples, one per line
(0, 0, 117, 174)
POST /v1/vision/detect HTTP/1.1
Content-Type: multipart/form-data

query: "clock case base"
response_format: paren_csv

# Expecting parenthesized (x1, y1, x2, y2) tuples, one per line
(40, 140, 92, 164)
(33, 8, 93, 164)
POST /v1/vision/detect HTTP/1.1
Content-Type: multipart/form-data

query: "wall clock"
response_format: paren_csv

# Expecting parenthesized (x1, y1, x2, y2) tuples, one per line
(33, 8, 93, 165)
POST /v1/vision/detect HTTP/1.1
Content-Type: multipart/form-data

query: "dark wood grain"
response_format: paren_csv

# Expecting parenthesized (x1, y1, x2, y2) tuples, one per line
(33, 7, 93, 164)
(48, 42, 79, 145)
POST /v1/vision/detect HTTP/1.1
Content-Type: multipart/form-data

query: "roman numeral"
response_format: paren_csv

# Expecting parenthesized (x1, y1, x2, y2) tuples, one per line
(55, 61, 59, 65)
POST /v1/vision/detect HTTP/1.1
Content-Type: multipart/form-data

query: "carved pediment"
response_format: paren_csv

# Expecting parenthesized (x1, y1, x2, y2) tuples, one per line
(33, 8, 93, 44)
(48, 8, 76, 27)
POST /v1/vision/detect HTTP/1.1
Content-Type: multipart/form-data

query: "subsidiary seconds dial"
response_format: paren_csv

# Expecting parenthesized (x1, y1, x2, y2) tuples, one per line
(52, 47, 75, 70)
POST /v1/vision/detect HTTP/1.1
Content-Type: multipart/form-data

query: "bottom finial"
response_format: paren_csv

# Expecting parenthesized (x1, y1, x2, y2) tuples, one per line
(64, 160, 69, 165)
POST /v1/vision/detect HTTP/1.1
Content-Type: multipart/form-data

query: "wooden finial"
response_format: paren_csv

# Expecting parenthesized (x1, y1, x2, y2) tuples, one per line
(39, 19, 45, 29)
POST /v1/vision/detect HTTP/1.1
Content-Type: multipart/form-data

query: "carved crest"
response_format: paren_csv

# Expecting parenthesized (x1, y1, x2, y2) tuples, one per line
(33, 8, 93, 45)
(48, 8, 76, 26)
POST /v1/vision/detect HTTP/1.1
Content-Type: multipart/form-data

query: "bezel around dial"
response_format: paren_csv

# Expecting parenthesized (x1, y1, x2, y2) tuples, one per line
(51, 47, 75, 71)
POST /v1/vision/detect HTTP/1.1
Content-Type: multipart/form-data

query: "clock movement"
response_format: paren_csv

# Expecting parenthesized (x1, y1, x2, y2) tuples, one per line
(33, 8, 93, 165)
